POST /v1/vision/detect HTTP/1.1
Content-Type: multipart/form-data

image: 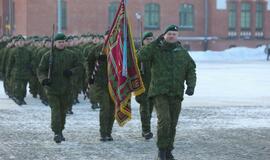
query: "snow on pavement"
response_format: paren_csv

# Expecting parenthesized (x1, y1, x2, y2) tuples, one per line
(1, 57, 270, 159)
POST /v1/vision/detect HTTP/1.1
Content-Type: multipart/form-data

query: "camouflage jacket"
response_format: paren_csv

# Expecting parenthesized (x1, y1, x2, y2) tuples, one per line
(138, 39, 196, 98)
(37, 48, 83, 95)
(7, 46, 32, 80)
(87, 43, 108, 88)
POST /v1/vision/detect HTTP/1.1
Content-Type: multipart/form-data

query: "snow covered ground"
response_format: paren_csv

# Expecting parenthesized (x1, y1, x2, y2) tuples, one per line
(0, 47, 270, 160)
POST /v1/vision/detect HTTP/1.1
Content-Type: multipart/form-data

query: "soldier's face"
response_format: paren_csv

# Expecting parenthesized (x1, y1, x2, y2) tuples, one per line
(93, 37, 99, 44)
(17, 40, 25, 47)
(65, 41, 72, 47)
(104, 35, 108, 41)
(143, 37, 154, 45)
(55, 40, 65, 50)
(73, 38, 79, 45)
(45, 42, 51, 48)
(164, 31, 179, 43)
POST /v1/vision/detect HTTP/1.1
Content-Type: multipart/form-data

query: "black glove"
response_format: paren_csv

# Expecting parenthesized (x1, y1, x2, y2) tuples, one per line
(98, 55, 107, 61)
(42, 78, 51, 86)
(185, 87, 194, 96)
(88, 78, 95, 85)
(26, 64, 33, 70)
(63, 69, 73, 77)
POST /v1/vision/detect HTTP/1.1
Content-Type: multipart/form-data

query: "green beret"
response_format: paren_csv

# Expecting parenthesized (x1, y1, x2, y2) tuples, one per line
(54, 33, 66, 41)
(42, 36, 49, 40)
(142, 32, 153, 41)
(73, 36, 79, 39)
(164, 25, 179, 34)
(26, 36, 32, 40)
(98, 35, 104, 38)
(15, 35, 25, 42)
(81, 34, 87, 38)
(33, 38, 42, 42)
(43, 38, 51, 43)
(65, 36, 73, 41)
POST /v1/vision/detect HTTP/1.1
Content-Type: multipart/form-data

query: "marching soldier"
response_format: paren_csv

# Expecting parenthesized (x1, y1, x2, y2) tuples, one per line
(37, 33, 83, 143)
(87, 31, 115, 141)
(84, 35, 100, 110)
(6, 36, 32, 105)
(1, 39, 16, 98)
(136, 32, 155, 140)
(139, 25, 197, 160)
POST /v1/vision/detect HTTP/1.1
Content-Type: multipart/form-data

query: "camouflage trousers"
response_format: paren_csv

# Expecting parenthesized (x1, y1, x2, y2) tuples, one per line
(13, 79, 28, 101)
(47, 93, 73, 134)
(29, 75, 39, 97)
(88, 84, 99, 105)
(153, 95, 182, 150)
(139, 100, 154, 133)
(95, 85, 115, 137)
(3, 76, 12, 95)
(37, 82, 47, 102)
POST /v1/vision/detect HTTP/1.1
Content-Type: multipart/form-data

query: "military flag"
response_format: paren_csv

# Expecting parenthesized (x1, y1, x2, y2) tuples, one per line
(104, 0, 145, 126)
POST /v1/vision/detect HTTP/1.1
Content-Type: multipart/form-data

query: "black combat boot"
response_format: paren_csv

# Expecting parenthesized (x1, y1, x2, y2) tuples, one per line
(54, 134, 62, 144)
(142, 132, 153, 140)
(75, 98, 79, 104)
(91, 103, 99, 110)
(166, 149, 175, 160)
(13, 97, 23, 106)
(67, 108, 73, 115)
(60, 132, 65, 141)
(100, 136, 107, 142)
(106, 135, 113, 141)
(41, 100, 48, 106)
(157, 149, 167, 160)
(21, 100, 27, 105)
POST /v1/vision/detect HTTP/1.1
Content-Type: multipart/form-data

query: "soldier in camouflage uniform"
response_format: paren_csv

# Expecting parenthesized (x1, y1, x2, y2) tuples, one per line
(27, 38, 42, 98)
(139, 25, 197, 160)
(136, 32, 155, 140)
(36, 38, 51, 106)
(65, 36, 86, 114)
(0, 36, 9, 80)
(84, 35, 100, 110)
(6, 36, 32, 105)
(1, 39, 16, 98)
(37, 33, 83, 143)
(87, 31, 115, 141)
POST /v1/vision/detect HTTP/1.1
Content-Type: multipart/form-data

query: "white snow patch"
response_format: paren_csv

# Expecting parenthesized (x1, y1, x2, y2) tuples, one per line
(190, 46, 267, 62)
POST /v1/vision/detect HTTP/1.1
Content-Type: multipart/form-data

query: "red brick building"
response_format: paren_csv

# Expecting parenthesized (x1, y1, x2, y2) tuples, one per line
(1, 0, 270, 51)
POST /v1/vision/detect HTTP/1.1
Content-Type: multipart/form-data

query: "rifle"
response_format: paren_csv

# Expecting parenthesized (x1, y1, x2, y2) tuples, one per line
(48, 24, 55, 80)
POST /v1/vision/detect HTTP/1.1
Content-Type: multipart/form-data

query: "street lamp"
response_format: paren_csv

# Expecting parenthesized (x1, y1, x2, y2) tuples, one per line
(135, 12, 143, 44)
(57, 0, 63, 33)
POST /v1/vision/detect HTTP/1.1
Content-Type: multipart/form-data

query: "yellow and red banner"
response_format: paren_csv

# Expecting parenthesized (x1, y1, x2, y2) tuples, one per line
(105, 0, 145, 126)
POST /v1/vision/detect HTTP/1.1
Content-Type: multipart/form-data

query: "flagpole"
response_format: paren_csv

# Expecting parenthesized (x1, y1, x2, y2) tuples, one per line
(122, 0, 128, 77)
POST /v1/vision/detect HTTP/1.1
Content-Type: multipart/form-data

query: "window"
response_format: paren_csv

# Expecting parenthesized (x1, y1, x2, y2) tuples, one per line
(256, 2, 264, 30)
(108, 2, 119, 26)
(228, 2, 237, 30)
(61, 0, 67, 30)
(144, 3, 160, 29)
(179, 4, 194, 30)
(241, 3, 251, 30)
(216, 0, 227, 10)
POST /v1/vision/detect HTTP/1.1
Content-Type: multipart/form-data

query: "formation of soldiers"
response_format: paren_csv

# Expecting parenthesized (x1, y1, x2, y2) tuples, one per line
(0, 33, 104, 109)
(0, 24, 197, 160)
